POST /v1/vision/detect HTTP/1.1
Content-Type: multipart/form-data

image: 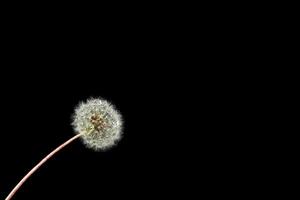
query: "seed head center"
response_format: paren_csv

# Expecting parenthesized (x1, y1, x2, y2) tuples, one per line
(90, 114, 106, 132)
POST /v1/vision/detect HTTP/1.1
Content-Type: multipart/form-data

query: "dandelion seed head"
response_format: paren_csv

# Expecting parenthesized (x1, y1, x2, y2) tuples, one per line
(72, 98, 123, 151)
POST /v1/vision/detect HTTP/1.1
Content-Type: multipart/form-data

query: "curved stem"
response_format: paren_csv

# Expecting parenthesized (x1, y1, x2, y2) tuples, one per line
(5, 133, 83, 200)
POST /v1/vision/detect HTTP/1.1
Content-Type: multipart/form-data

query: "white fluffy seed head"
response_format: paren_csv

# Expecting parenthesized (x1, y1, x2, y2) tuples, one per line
(72, 98, 123, 151)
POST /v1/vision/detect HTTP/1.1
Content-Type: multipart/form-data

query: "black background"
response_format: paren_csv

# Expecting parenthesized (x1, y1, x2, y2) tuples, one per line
(0, 7, 267, 199)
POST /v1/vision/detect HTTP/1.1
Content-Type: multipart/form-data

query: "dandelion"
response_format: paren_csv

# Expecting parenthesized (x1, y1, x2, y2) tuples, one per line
(5, 97, 123, 200)
(72, 98, 123, 151)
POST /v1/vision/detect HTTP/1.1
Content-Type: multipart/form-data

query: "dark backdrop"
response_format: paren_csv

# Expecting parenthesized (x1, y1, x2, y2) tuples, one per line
(0, 11, 259, 199)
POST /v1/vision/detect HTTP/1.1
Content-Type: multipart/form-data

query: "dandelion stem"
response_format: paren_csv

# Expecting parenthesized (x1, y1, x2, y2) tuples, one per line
(5, 133, 83, 200)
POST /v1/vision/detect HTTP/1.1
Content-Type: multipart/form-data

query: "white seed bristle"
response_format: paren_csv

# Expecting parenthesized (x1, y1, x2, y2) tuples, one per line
(72, 98, 123, 151)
